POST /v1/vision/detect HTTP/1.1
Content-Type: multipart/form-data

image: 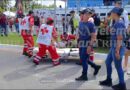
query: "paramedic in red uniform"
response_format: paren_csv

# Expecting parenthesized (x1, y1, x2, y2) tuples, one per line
(21, 11, 34, 58)
(33, 17, 60, 66)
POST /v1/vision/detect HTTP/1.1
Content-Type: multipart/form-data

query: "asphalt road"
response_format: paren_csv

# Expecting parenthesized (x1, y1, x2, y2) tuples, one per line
(0, 45, 130, 89)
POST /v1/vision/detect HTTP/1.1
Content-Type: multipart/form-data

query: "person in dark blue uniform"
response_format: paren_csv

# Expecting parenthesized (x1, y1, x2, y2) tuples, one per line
(99, 7, 127, 90)
(75, 9, 101, 81)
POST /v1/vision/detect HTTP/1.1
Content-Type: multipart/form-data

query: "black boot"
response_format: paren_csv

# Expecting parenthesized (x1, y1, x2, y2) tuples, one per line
(23, 52, 28, 56)
(93, 65, 101, 76)
(75, 74, 88, 81)
(33, 59, 40, 65)
(112, 83, 127, 90)
(28, 54, 33, 58)
(99, 78, 112, 87)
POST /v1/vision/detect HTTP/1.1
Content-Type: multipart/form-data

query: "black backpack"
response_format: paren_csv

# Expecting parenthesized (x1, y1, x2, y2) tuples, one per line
(93, 15, 101, 26)
(34, 16, 40, 26)
(124, 34, 130, 49)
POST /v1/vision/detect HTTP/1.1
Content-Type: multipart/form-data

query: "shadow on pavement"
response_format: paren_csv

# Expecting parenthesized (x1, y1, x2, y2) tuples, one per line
(4, 64, 53, 81)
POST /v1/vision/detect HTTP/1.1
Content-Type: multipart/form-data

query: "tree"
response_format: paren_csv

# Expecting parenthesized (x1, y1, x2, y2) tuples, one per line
(15, 0, 33, 11)
(0, 0, 9, 11)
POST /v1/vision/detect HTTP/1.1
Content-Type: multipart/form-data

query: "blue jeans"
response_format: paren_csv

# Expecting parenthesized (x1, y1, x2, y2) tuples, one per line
(0, 24, 8, 36)
(15, 23, 19, 33)
(79, 46, 97, 75)
(106, 47, 125, 84)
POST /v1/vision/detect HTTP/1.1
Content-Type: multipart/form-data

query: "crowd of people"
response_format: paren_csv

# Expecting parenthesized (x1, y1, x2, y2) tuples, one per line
(0, 1, 130, 90)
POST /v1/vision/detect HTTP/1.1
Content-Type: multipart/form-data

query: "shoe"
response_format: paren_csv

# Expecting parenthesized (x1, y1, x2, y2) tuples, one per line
(76, 61, 82, 65)
(123, 67, 128, 72)
(99, 78, 112, 87)
(127, 71, 130, 75)
(75, 74, 88, 81)
(53, 61, 60, 66)
(33, 59, 40, 65)
(112, 83, 127, 90)
(23, 52, 32, 58)
(42, 54, 48, 59)
(94, 65, 101, 76)
(28, 54, 33, 58)
(22, 52, 28, 56)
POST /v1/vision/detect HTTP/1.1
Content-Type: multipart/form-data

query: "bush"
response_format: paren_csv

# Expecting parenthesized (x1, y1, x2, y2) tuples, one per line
(128, 15, 130, 20)
(0, 7, 4, 12)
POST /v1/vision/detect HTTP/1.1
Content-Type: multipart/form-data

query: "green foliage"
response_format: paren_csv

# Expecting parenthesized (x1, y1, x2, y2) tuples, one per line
(128, 15, 130, 20)
(0, 7, 4, 12)
(0, 0, 9, 11)
(10, 7, 17, 12)
(31, 3, 55, 9)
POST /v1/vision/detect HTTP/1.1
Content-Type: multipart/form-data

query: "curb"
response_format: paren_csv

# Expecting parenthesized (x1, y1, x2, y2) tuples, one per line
(0, 44, 106, 64)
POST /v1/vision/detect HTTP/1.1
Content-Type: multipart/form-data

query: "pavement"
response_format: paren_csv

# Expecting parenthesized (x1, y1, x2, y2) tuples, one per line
(0, 45, 130, 89)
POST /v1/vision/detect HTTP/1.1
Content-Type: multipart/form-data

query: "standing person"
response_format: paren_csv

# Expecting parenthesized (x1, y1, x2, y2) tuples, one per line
(76, 9, 95, 65)
(115, 1, 130, 72)
(99, 7, 127, 90)
(15, 17, 19, 34)
(124, 25, 130, 74)
(21, 11, 34, 58)
(75, 9, 101, 81)
(34, 14, 40, 36)
(0, 11, 8, 36)
(114, 1, 129, 29)
(33, 17, 60, 66)
(62, 17, 66, 33)
(9, 18, 14, 32)
(69, 10, 79, 34)
(69, 10, 75, 34)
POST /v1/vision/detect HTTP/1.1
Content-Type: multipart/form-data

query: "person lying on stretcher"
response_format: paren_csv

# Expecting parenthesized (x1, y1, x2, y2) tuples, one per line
(58, 32, 76, 48)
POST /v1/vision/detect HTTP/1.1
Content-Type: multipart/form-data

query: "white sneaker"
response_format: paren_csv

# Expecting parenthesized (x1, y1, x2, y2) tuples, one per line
(127, 71, 130, 75)
(123, 67, 128, 72)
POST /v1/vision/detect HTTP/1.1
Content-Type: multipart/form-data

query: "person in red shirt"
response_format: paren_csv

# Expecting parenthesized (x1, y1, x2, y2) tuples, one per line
(60, 32, 76, 47)
(9, 18, 14, 32)
(21, 11, 34, 58)
(0, 11, 8, 36)
(17, 8, 23, 18)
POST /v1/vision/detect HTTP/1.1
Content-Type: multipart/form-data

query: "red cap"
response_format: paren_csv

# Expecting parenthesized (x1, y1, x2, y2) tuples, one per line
(47, 17, 53, 21)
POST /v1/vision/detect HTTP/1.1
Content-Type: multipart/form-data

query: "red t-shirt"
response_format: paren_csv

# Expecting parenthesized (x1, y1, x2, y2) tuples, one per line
(60, 34, 76, 41)
(0, 14, 7, 25)
(15, 18, 19, 23)
(17, 10, 23, 15)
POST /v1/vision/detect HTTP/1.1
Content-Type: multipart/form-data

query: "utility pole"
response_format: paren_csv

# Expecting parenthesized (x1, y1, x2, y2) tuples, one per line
(54, 0, 56, 27)
(65, 0, 67, 33)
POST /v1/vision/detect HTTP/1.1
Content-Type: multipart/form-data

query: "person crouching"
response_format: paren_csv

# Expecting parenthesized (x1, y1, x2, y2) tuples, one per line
(33, 17, 60, 66)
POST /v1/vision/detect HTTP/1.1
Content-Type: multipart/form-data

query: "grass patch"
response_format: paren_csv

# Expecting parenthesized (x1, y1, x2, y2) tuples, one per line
(0, 33, 109, 53)
(0, 32, 37, 46)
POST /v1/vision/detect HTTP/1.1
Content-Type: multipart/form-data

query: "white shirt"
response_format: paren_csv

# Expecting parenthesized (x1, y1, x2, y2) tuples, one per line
(37, 24, 53, 45)
(122, 10, 129, 29)
(20, 16, 30, 30)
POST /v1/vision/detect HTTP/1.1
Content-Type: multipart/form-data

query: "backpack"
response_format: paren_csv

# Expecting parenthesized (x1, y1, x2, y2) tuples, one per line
(93, 15, 101, 26)
(125, 34, 130, 49)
